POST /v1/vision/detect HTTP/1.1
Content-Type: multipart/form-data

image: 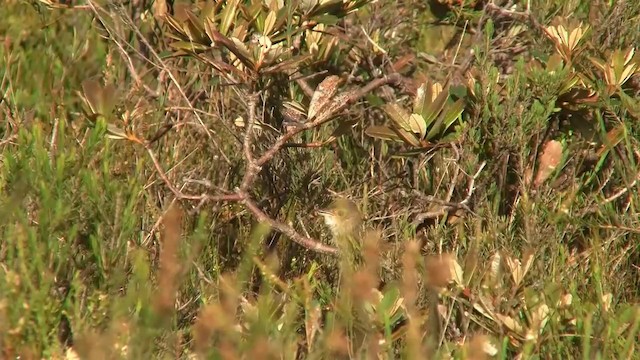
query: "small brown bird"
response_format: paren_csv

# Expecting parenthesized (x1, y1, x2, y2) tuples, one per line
(318, 198, 363, 239)
(318, 198, 363, 267)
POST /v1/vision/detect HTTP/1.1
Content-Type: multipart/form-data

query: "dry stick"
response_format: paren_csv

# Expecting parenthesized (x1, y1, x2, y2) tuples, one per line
(144, 143, 243, 202)
(241, 195, 338, 254)
(226, 94, 322, 249)
(445, 144, 462, 202)
(144, 73, 401, 254)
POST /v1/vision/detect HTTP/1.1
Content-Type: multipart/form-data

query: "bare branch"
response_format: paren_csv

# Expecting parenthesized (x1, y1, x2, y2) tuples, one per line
(241, 194, 338, 255)
(257, 73, 403, 168)
(144, 143, 242, 202)
(87, 0, 231, 164)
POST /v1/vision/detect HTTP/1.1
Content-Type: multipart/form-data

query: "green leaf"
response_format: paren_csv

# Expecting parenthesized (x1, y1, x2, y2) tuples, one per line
(422, 84, 449, 125)
(391, 127, 421, 147)
(620, 91, 640, 119)
(164, 15, 188, 39)
(169, 41, 210, 52)
(365, 93, 385, 107)
(184, 10, 208, 44)
(313, 14, 340, 25)
(408, 113, 427, 139)
(425, 99, 464, 141)
(450, 85, 468, 99)
(365, 125, 404, 142)
(382, 103, 412, 132)
(219, 0, 240, 36)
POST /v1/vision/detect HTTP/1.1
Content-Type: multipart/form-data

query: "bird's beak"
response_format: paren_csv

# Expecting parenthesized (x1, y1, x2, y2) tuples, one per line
(316, 209, 331, 217)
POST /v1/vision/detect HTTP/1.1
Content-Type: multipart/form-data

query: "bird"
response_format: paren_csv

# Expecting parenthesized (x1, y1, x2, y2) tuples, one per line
(317, 198, 364, 268)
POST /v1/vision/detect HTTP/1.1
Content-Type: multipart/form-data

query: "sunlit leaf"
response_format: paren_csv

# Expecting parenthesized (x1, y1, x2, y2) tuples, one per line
(106, 123, 127, 140)
(382, 103, 412, 132)
(534, 140, 564, 187)
(219, 0, 240, 36)
(393, 127, 421, 147)
(264, 10, 277, 35)
(413, 82, 427, 115)
(425, 99, 464, 140)
(309, 75, 342, 119)
(365, 125, 404, 142)
(422, 83, 449, 124)
(407, 113, 427, 138)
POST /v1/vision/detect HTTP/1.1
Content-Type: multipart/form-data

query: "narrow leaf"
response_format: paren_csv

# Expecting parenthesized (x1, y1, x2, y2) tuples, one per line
(219, 0, 240, 36)
(407, 113, 427, 139)
(392, 127, 421, 147)
(382, 103, 412, 132)
(365, 125, 404, 142)
(425, 99, 464, 140)
(413, 82, 427, 116)
(422, 83, 450, 124)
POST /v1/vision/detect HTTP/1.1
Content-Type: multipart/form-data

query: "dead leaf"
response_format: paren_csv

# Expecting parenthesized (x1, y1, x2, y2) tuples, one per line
(308, 75, 342, 119)
(534, 140, 563, 187)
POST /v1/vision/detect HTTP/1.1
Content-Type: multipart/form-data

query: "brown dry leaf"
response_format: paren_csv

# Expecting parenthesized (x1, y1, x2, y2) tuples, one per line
(534, 140, 563, 187)
(473, 295, 497, 322)
(305, 304, 321, 352)
(484, 251, 502, 287)
(495, 313, 525, 335)
(152, 0, 168, 19)
(504, 250, 535, 288)
(308, 75, 342, 119)
(504, 255, 523, 287)
(529, 302, 550, 337)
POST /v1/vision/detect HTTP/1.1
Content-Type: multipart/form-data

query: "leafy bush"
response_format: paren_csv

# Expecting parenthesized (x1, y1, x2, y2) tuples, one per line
(1, 0, 640, 358)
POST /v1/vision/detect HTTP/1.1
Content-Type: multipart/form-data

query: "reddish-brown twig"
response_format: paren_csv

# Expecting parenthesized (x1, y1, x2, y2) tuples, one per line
(144, 73, 402, 255)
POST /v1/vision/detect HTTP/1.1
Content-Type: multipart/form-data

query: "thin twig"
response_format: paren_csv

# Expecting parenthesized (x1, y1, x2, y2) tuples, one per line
(88, 0, 231, 164)
(600, 148, 640, 205)
(240, 194, 338, 254)
(144, 143, 242, 202)
(460, 161, 487, 206)
(412, 161, 486, 225)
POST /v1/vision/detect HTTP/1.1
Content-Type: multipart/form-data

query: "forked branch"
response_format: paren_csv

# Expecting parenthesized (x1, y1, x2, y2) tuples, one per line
(146, 74, 403, 255)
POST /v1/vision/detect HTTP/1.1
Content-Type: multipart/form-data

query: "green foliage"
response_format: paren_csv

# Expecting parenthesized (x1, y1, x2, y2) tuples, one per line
(164, 0, 373, 80)
(366, 79, 466, 151)
(1, 0, 640, 359)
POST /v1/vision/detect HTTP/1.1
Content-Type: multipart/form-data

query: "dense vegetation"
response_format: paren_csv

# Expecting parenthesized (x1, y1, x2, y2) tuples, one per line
(1, 0, 640, 358)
